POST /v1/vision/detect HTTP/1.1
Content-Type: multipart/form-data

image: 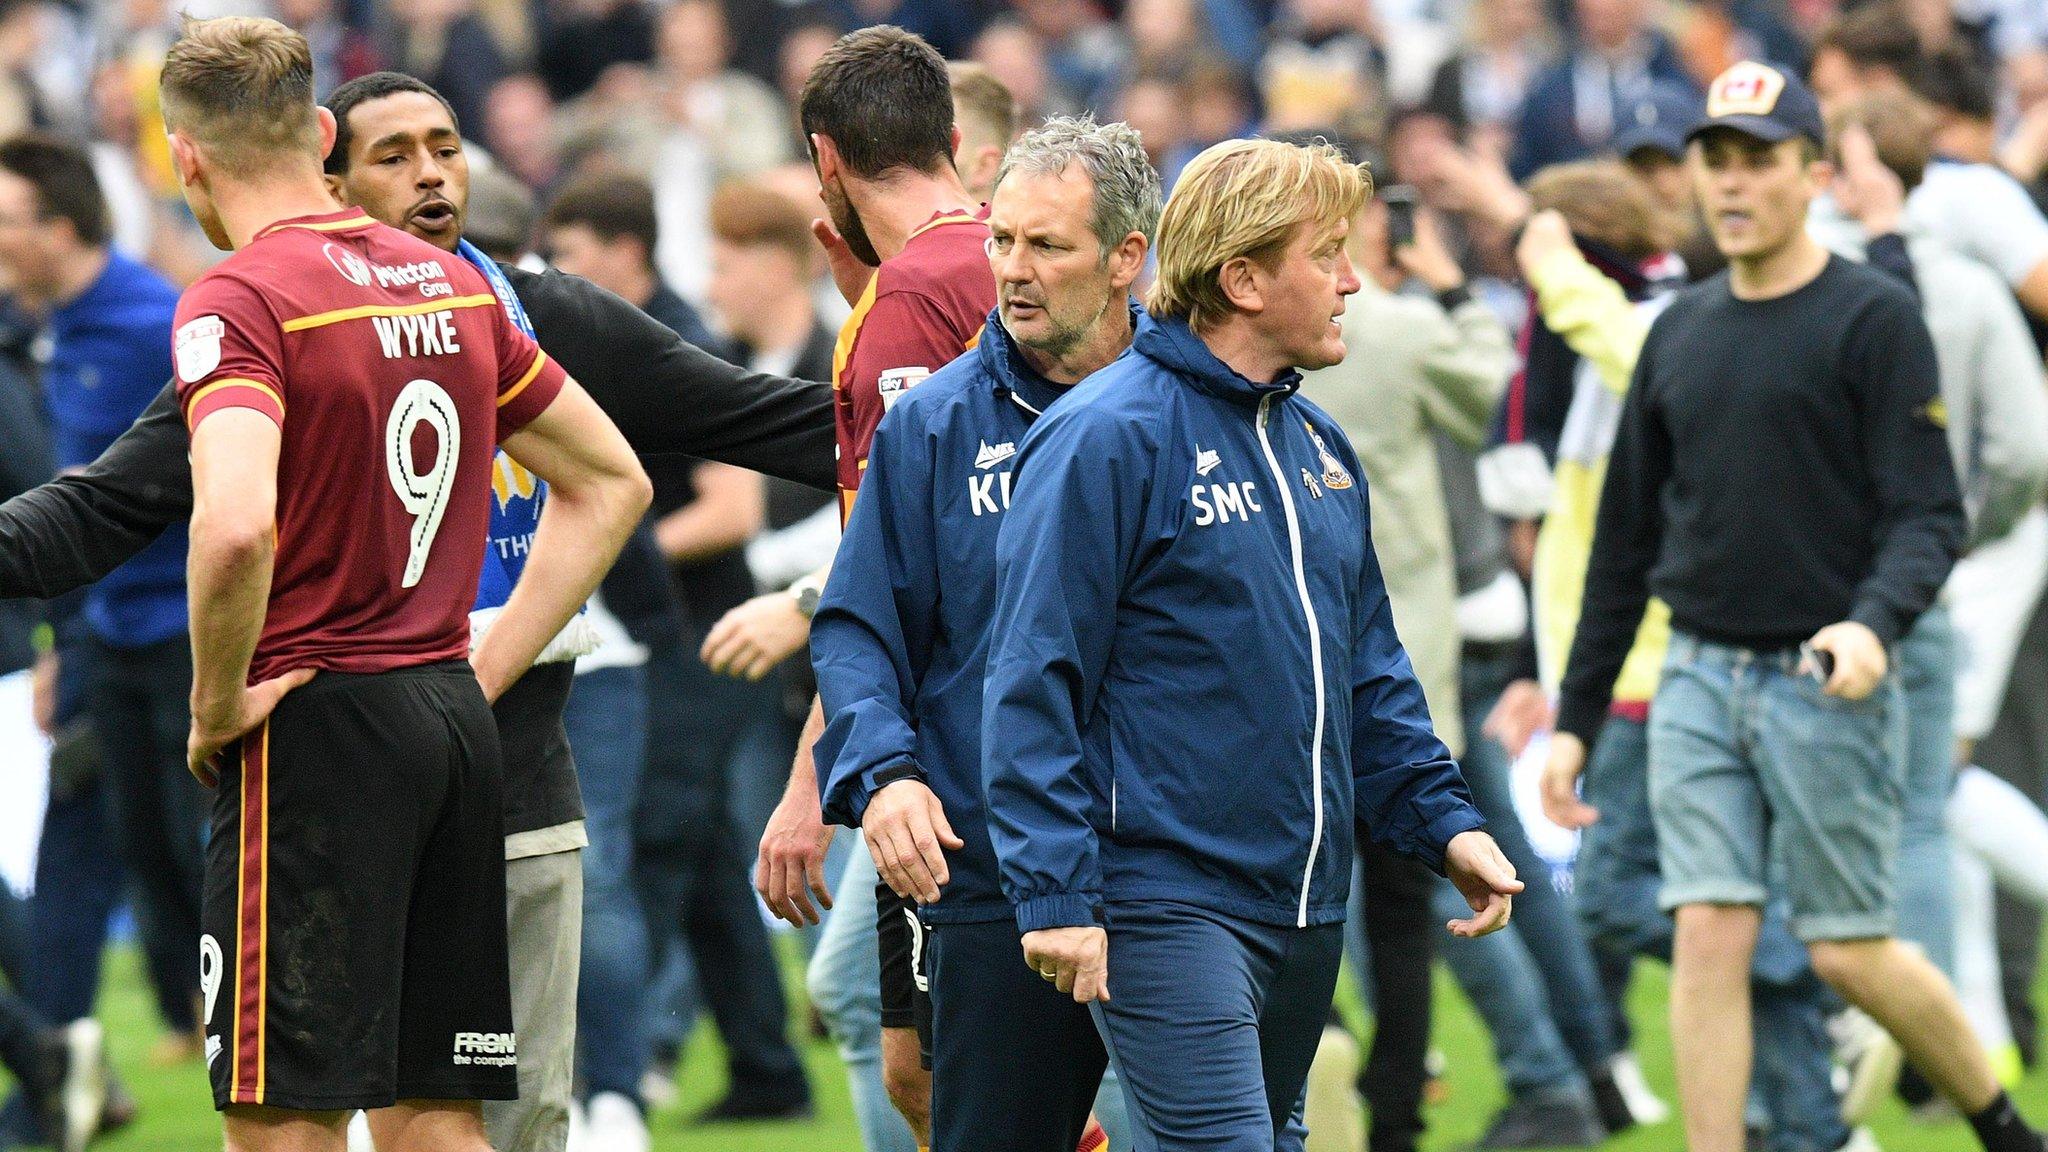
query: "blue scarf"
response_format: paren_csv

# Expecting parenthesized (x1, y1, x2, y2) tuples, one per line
(457, 239, 593, 662)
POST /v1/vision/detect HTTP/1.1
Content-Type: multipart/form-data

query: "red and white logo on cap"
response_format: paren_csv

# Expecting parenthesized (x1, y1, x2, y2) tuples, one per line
(1707, 62, 1787, 118)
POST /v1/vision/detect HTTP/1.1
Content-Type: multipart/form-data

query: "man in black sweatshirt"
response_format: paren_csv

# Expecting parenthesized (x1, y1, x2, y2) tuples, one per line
(1541, 62, 2043, 1152)
(0, 73, 831, 1152)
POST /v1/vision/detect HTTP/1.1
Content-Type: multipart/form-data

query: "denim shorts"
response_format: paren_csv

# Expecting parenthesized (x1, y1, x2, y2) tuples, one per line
(1647, 631, 1906, 942)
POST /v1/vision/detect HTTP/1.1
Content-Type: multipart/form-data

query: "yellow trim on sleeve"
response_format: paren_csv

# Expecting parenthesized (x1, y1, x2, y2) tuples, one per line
(497, 351, 551, 409)
(184, 377, 285, 418)
(279, 293, 498, 333)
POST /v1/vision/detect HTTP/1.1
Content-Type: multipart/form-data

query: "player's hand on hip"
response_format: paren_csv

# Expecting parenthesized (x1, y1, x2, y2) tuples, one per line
(701, 591, 811, 681)
(1540, 730, 1598, 830)
(755, 789, 836, 926)
(862, 777, 964, 905)
(1021, 926, 1110, 1003)
(1806, 621, 1888, 700)
(186, 669, 317, 787)
(1444, 829, 1522, 939)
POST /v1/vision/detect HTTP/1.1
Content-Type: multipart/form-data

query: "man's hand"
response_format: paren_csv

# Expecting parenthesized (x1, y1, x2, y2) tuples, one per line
(1021, 925, 1110, 1003)
(1540, 730, 1598, 830)
(862, 777, 965, 905)
(1483, 678, 1552, 759)
(1832, 125, 1906, 237)
(1514, 209, 1577, 282)
(1444, 829, 1521, 938)
(186, 669, 316, 787)
(812, 218, 877, 308)
(1393, 207, 1466, 294)
(1421, 137, 1531, 231)
(702, 590, 811, 681)
(755, 785, 837, 925)
(1806, 621, 1888, 700)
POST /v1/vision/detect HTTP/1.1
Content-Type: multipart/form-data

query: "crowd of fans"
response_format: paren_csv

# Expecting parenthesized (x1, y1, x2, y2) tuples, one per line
(2, 0, 2048, 1150)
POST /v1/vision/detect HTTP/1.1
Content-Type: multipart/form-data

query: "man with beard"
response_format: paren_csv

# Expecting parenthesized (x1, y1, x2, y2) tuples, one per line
(811, 116, 1153, 1152)
(0, 70, 834, 1152)
(703, 25, 993, 1151)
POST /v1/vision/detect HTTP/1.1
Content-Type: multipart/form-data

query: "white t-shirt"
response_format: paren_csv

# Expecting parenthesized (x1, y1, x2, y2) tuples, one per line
(1908, 160, 2048, 288)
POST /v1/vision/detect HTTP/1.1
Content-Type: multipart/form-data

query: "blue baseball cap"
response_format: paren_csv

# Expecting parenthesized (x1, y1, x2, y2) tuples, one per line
(1685, 61, 1826, 148)
(1611, 82, 1707, 161)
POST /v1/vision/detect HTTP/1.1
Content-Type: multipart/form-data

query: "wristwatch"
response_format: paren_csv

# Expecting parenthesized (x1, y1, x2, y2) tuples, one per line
(792, 577, 824, 619)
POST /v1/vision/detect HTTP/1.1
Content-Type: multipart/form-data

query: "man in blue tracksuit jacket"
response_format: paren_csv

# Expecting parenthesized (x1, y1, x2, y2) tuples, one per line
(981, 138, 1523, 1151)
(811, 118, 1159, 1152)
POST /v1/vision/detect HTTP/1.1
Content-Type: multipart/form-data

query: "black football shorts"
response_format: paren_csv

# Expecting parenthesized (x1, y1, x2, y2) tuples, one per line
(875, 882, 934, 1069)
(201, 661, 516, 1112)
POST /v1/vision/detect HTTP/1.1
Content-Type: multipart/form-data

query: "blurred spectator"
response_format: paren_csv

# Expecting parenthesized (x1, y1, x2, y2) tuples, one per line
(482, 73, 562, 193)
(1118, 0, 1216, 77)
(703, 179, 838, 876)
(1809, 5, 2048, 325)
(0, 134, 199, 1062)
(971, 18, 1057, 122)
(1671, 0, 1810, 84)
(542, 171, 723, 351)
(1509, 0, 1696, 179)
(275, 0, 380, 98)
(1159, 57, 1255, 186)
(382, 0, 508, 142)
(0, 0, 47, 137)
(1012, 0, 1122, 113)
(462, 160, 538, 259)
(818, 0, 992, 59)
(949, 61, 1017, 201)
(535, 0, 653, 103)
(1423, 0, 1557, 159)
(1112, 71, 1186, 173)
(1260, 0, 1387, 140)
(1606, 80, 1718, 277)
(563, 0, 793, 300)
(540, 172, 813, 1125)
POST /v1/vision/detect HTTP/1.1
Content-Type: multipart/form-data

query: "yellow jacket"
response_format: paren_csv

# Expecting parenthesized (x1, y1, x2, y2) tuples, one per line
(1525, 247, 1672, 705)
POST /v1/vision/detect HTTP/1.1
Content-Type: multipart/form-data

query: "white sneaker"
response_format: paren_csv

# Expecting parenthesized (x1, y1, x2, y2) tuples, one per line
(1840, 1125, 1883, 1152)
(346, 1111, 375, 1152)
(639, 1068, 679, 1112)
(584, 1092, 650, 1152)
(1830, 1008, 1904, 1126)
(1608, 1050, 1670, 1125)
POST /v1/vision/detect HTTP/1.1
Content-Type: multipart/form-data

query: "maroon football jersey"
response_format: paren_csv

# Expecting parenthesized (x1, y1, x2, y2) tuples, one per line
(831, 208, 993, 522)
(174, 208, 566, 683)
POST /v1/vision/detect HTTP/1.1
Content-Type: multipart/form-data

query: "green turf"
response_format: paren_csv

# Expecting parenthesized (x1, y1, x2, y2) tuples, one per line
(23, 940, 2046, 1151)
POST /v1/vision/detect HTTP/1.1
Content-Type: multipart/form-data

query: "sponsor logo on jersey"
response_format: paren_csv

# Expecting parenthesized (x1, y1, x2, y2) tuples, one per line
(324, 242, 373, 286)
(453, 1032, 518, 1066)
(974, 440, 1016, 470)
(175, 315, 224, 383)
(877, 367, 930, 412)
(1194, 446, 1221, 477)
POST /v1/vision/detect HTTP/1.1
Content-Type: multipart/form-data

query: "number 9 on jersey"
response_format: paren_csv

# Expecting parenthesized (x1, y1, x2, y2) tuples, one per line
(386, 379, 461, 589)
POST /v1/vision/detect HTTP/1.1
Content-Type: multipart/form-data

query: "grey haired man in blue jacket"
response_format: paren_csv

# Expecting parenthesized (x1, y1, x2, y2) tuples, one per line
(981, 137, 1522, 1150)
(810, 117, 1157, 1152)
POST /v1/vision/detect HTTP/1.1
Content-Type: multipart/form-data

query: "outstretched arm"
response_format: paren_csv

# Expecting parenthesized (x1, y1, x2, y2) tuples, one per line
(0, 384, 190, 600)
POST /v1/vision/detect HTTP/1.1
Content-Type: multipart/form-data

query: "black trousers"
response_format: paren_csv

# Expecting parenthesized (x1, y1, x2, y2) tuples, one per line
(1359, 838, 1438, 1152)
(633, 636, 809, 1096)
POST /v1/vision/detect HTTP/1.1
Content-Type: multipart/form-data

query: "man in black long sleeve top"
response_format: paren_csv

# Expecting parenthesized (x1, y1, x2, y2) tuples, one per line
(0, 73, 831, 1152)
(1541, 62, 2042, 1152)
